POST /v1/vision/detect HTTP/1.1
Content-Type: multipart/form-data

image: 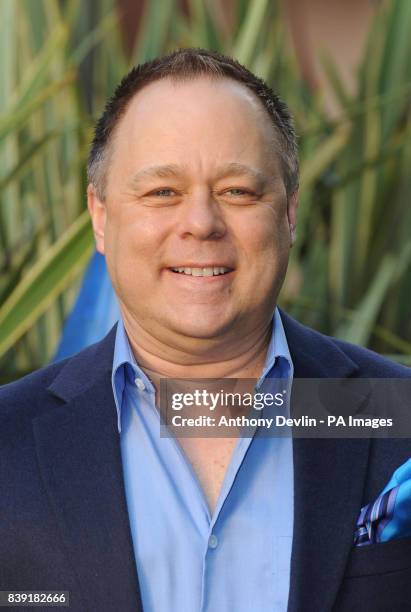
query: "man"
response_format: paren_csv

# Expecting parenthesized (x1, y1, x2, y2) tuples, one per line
(1, 48, 411, 612)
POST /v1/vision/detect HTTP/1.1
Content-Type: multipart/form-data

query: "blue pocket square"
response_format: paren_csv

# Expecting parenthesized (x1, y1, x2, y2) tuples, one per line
(354, 458, 411, 547)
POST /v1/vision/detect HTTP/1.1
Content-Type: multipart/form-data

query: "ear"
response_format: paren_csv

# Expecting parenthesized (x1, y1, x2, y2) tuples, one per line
(87, 184, 106, 255)
(287, 190, 299, 246)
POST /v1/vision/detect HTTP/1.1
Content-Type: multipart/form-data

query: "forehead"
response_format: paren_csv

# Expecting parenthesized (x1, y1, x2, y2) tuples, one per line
(123, 75, 271, 124)
(106, 76, 280, 186)
(116, 76, 274, 142)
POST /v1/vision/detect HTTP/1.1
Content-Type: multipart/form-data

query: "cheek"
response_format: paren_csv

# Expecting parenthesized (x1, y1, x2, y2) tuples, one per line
(104, 208, 169, 294)
(106, 208, 168, 261)
(239, 207, 289, 267)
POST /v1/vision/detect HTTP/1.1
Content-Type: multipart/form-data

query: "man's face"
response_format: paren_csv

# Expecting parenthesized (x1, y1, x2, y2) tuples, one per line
(88, 76, 297, 348)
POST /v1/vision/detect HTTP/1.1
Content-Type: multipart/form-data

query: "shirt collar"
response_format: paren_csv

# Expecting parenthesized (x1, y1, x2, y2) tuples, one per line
(112, 307, 293, 432)
(256, 306, 293, 389)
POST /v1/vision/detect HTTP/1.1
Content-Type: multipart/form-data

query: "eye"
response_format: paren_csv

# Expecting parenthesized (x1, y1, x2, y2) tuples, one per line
(151, 188, 176, 197)
(224, 188, 254, 196)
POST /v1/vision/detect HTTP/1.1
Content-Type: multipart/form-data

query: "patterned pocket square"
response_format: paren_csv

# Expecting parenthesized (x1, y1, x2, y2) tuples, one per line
(354, 458, 411, 547)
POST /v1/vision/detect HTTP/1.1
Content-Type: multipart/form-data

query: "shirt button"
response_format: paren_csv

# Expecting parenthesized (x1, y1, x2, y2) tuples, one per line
(208, 534, 218, 549)
(135, 378, 145, 391)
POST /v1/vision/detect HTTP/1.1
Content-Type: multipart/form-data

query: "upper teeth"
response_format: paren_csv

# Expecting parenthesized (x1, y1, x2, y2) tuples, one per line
(171, 267, 231, 276)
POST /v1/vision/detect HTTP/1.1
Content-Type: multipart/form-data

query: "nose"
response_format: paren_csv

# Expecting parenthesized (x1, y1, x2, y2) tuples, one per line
(178, 188, 227, 240)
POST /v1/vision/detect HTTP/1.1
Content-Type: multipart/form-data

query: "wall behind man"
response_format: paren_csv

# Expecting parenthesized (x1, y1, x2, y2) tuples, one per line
(0, 0, 410, 383)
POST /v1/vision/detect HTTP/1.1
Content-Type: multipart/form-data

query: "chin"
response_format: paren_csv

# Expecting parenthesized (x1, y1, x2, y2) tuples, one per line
(167, 309, 234, 340)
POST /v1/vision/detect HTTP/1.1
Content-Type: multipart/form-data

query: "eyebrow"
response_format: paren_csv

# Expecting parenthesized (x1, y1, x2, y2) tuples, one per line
(215, 163, 271, 189)
(128, 162, 274, 191)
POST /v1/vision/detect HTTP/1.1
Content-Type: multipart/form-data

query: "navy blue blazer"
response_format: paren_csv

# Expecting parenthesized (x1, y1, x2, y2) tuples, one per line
(1, 311, 411, 612)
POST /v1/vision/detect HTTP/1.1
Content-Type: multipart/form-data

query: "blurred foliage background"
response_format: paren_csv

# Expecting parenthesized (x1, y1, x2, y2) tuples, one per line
(0, 0, 410, 382)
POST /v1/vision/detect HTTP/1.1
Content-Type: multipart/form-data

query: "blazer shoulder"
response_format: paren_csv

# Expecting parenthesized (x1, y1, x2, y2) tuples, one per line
(0, 324, 117, 423)
(0, 358, 70, 449)
(279, 309, 410, 378)
(0, 358, 68, 414)
(330, 336, 411, 378)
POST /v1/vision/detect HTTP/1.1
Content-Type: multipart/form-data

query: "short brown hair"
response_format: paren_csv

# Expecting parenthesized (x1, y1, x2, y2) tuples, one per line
(87, 47, 299, 199)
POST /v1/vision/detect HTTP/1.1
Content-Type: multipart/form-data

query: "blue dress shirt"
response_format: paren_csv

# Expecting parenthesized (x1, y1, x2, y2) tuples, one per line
(112, 308, 294, 612)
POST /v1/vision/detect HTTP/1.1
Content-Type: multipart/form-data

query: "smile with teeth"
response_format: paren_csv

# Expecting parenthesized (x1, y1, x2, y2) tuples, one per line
(170, 266, 232, 276)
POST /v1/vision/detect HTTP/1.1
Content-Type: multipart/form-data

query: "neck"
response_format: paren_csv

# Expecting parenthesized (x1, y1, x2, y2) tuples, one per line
(121, 311, 273, 389)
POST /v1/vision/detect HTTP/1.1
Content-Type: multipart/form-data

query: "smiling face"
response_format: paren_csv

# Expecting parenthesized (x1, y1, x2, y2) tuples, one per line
(88, 76, 298, 351)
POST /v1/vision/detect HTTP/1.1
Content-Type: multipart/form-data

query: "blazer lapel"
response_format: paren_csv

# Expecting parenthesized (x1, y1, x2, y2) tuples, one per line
(32, 328, 143, 611)
(281, 311, 372, 612)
